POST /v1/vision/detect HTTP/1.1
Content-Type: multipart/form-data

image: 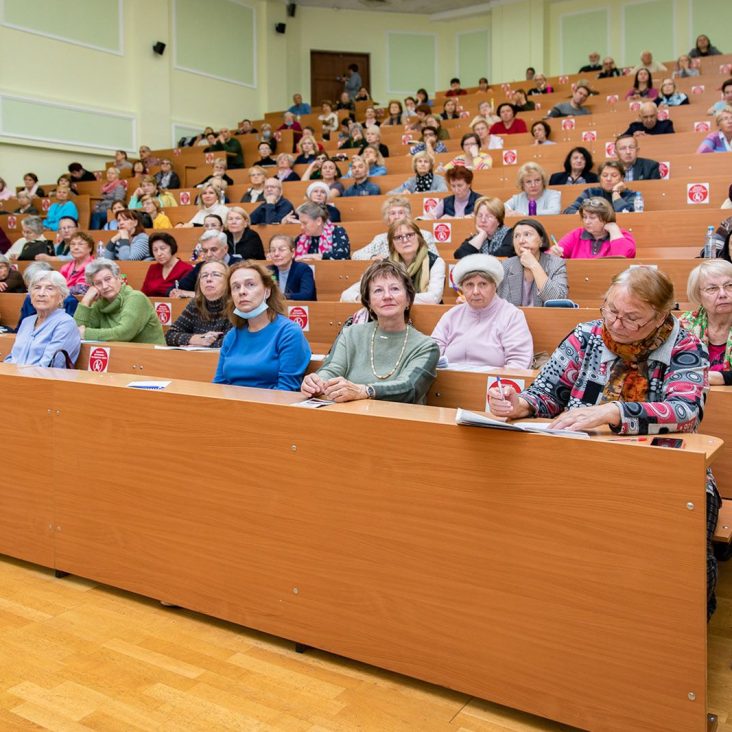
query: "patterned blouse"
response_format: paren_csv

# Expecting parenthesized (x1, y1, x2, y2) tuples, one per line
(519, 318, 708, 435)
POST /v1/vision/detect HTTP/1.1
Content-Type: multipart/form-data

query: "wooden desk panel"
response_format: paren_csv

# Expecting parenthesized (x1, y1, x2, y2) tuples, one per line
(0, 365, 710, 732)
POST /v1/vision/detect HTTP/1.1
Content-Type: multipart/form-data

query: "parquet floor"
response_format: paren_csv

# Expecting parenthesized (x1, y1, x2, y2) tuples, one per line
(0, 554, 730, 731)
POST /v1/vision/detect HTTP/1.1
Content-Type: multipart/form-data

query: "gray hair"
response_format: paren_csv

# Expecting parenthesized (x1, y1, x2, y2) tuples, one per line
(0, 254, 10, 267)
(22, 215, 45, 235)
(687, 259, 732, 307)
(85, 258, 120, 284)
(297, 201, 328, 221)
(199, 229, 227, 247)
(29, 269, 69, 300)
(22, 261, 53, 285)
(715, 105, 732, 125)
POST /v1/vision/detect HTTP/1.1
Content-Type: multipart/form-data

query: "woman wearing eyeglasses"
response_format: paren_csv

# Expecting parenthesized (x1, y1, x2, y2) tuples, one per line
(680, 260, 732, 385)
(552, 197, 636, 259)
(488, 266, 719, 619)
(166, 260, 231, 348)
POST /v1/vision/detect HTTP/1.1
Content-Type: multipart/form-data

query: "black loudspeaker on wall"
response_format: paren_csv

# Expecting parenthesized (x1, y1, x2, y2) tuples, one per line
(152, 41, 166, 55)
(275, 23, 286, 34)
(287, 3, 296, 17)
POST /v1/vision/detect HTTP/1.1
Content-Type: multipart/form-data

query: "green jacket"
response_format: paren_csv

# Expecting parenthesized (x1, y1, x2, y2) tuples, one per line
(74, 285, 165, 344)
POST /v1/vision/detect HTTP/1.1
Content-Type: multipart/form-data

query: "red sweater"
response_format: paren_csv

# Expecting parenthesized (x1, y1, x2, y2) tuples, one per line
(489, 119, 528, 135)
(141, 259, 194, 297)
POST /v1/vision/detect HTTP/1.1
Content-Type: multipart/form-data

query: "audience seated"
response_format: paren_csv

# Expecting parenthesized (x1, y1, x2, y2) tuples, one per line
(674, 54, 699, 79)
(226, 207, 264, 260)
(431, 253, 533, 368)
(630, 50, 667, 74)
(102, 209, 151, 261)
(358, 126, 390, 158)
(59, 231, 95, 295)
(268, 234, 316, 301)
(504, 163, 561, 217)
(655, 78, 689, 106)
(562, 161, 636, 214)
(214, 261, 311, 390)
(697, 107, 732, 153)
(42, 185, 78, 232)
(408, 126, 448, 156)
(154, 158, 180, 190)
(206, 128, 244, 169)
(497, 219, 568, 306)
(302, 157, 345, 198)
(6, 216, 47, 261)
(172, 230, 240, 298)
(0, 254, 26, 293)
(527, 74, 553, 95)
(14, 191, 37, 215)
(489, 103, 527, 135)
(622, 102, 675, 137)
(625, 69, 658, 101)
(342, 156, 381, 197)
(549, 147, 598, 186)
(276, 153, 300, 182)
(140, 232, 193, 297)
(426, 167, 480, 220)
(530, 120, 554, 145)
(249, 178, 295, 224)
(302, 260, 439, 404)
(708, 80, 732, 115)
(240, 166, 267, 203)
(293, 201, 350, 261)
(90, 167, 127, 229)
(141, 196, 173, 229)
(442, 132, 493, 171)
(689, 34, 721, 58)
(546, 83, 591, 118)
(389, 151, 447, 194)
(288, 93, 311, 116)
(453, 196, 514, 258)
(614, 135, 661, 180)
(194, 159, 234, 189)
(284, 181, 341, 223)
(598, 57, 621, 78)
(74, 259, 165, 344)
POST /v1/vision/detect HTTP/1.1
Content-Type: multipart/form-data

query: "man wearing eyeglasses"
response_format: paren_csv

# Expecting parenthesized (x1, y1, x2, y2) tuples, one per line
(614, 134, 661, 181)
(169, 230, 240, 298)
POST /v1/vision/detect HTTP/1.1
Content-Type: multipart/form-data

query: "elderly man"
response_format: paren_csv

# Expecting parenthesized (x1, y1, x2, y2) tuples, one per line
(598, 57, 621, 78)
(208, 128, 244, 169)
(579, 52, 602, 73)
(614, 134, 661, 180)
(288, 93, 311, 116)
(139, 145, 161, 167)
(546, 83, 592, 118)
(632, 50, 668, 74)
(170, 230, 240, 298)
(622, 102, 675, 136)
(249, 178, 295, 225)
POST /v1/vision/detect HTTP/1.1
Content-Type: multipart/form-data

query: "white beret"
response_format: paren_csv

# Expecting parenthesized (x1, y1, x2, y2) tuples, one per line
(452, 253, 504, 287)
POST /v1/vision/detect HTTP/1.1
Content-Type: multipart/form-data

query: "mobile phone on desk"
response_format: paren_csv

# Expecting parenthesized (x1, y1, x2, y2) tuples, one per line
(651, 437, 684, 449)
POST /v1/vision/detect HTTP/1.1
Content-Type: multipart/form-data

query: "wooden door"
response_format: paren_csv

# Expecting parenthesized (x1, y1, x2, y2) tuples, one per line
(310, 51, 370, 108)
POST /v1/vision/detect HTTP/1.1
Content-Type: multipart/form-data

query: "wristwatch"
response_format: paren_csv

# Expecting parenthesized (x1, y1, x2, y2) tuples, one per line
(365, 385, 376, 399)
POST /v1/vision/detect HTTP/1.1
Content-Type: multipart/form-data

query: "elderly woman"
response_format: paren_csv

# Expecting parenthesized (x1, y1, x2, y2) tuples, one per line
(470, 116, 504, 150)
(388, 151, 447, 195)
(562, 161, 636, 214)
(443, 132, 493, 172)
(554, 197, 636, 259)
(0, 254, 26, 293)
(5, 270, 80, 367)
(497, 219, 568, 306)
(141, 195, 173, 229)
(697, 107, 732, 154)
(129, 175, 178, 208)
(14, 191, 38, 215)
(20, 173, 44, 198)
(427, 167, 480, 220)
(284, 182, 342, 224)
(213, 261, 311, 390)
(226, 207, 264, 260)
(268, 234, 316, 300)
(680, 260, 732, 385)
(674, 54, 700, 78)
(352, 196, 438, 260)
(531, 120, 555, 146)
(194, 159, 234, 189)
(487, 266, 719, 619)
(359, 125, 390, 158)
(489, 104, 527, 135)
(276, 153, 300, 182)
(154, 159, 180, 190)
(318, 101, 339, 141)
(249, 178, 295, 225)
(90, 166, 127, 230)
(294, 201, 350, 261)
(177, 181, 229, 227)
(504, 163, 561, 217)
(166, 260, 231, 348)
(341, 219, 445, 304)
(43, 185, 79, 232)
(239, 165, 267, 203)
(655, 78, 689, 106)
(528, 74, 554, 95)
(302, 260, 439, 404)
(103, 209, 150, 260)
(549, 147, 598, 186)
(432, 254, 533, 368)
(59, 232, 95, 296)
(74, 260, 165, 344)
(277, 111, 303, 148)
(453, 196, 514, 259)
(141, 232, 193, 297)
(7, 216, 47, 261)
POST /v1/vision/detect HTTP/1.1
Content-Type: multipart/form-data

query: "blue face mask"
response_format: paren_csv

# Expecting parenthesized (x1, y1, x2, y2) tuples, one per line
(234, 297, 269, 320)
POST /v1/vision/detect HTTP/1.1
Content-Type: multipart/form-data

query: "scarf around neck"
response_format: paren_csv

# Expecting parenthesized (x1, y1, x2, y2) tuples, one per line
(680, 307, 732, 368)
(390, 246, 429, 293)
(415, 172, 434, 192)
(295, 220, 335, 258)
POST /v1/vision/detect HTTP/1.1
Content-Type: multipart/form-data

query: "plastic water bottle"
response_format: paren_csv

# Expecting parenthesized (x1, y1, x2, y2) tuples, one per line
(634, 191, 644, 213)
(96, 240, 106, 258)
(703, 225, 716, 258)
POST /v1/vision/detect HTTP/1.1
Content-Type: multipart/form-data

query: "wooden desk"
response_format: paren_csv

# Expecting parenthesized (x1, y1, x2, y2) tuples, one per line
(0, 364, 720, 731)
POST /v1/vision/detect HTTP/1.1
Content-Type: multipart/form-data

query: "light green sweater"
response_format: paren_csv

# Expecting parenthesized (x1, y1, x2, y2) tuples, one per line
(74, 285, 165, 344)
(318, 321, 439, 404)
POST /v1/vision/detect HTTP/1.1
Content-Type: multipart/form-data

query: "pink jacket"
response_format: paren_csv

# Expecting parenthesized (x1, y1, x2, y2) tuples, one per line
(558, 227, 636, 259)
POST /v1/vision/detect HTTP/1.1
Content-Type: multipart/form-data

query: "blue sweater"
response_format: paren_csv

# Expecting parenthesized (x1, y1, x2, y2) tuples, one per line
(213, 314, 311, 391)
(43, 201, 79, 231)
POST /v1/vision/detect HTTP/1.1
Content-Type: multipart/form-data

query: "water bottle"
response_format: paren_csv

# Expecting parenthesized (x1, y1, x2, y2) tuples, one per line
(634, 191, 644, 213)
(703, 225, 716, 258)
(96, 240, 106, 258)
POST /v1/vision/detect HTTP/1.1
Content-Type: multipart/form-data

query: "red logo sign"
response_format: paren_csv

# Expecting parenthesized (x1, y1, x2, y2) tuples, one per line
(501, 83, 511, 92)
(6, 215, 17, 229)
(433, 222, 452, 243)
(606, 94, 619, 104)
(691, 85, 705, 95)
(401, 133, 413, 145)
(154, 302, 172, 325)
(502, 149, 518, 166)
(459, 110, 470, 119)
(629, 101, 641, 112)
(558, 75, 569, 84)
(720, 64, 732, 75)
(88, 346, 110, 373)
(179, 191, 191, 205)
(657, 108, 669, 121)
(604, 142, 616, 158)
(173, 148, 182, 156)
(561, 118, 576, 130)
(694, 121, 711, 133)
(659, 161, 670, 179)
(422, 197, 439, 215)
(288, 305, 309, 331)
(581, 130, 597, 142)
(486, 377, 525, 411)
(687, 183, 710, 205)
(204, 152, 214, 164)
(41, 198, 51, 211)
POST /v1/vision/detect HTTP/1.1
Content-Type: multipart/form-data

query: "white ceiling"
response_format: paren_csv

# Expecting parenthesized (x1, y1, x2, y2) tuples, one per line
(290, 0, 494, 18)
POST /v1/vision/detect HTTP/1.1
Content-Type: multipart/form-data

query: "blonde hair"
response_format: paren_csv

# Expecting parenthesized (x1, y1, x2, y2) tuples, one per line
(473, 196, 505, 226)
(381, 195, 412, 220)
(411, 150, 434, 174)
(687, 260, 732, 307)
(517, 162, 547, 190)
(607, 267, 675, 312)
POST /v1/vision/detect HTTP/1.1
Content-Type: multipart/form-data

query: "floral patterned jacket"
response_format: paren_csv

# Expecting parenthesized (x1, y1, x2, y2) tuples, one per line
(520, 318, 708, 435)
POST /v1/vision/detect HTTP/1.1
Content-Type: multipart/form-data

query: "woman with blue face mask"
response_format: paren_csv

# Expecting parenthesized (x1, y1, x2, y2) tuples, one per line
(213, 261, 311, 391)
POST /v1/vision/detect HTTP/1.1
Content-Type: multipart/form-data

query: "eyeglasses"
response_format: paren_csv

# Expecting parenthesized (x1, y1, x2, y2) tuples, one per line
(701, 283, 732, 296)
(393, 232, 417, 243)
(600, 305, 658, 331)
(581, 197, 607, 209)
(200, 272, 226, 281)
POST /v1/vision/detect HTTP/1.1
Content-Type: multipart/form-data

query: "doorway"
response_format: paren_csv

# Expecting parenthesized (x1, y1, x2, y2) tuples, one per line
(310, 51, 371, 107)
